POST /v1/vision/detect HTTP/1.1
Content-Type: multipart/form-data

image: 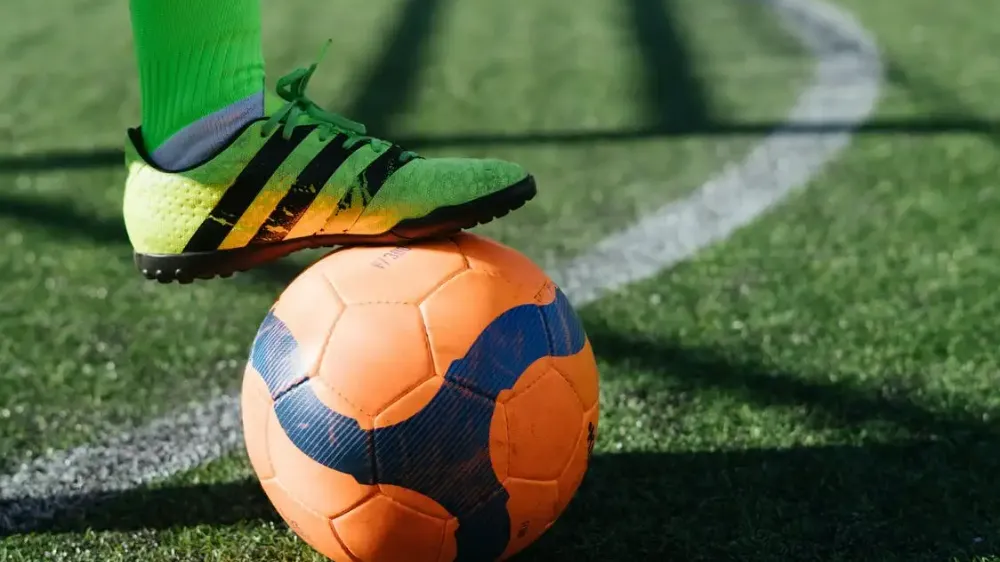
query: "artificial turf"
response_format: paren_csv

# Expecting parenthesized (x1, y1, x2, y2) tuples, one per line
(5, 0, 1000, 560)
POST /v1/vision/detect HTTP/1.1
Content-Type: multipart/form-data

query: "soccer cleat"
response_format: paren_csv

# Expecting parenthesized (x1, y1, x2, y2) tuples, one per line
(123, 46, 536, 284)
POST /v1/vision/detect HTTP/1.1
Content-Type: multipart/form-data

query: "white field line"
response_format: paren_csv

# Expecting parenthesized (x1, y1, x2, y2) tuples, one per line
(555, 0, 882, 302)
(0, 0, 882, 534)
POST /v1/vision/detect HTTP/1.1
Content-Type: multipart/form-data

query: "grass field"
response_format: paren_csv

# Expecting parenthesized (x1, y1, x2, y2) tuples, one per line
(2, 0, 1000, 560)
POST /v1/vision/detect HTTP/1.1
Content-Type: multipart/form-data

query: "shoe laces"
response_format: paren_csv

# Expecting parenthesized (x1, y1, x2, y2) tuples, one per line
(261, 40, 418, 164)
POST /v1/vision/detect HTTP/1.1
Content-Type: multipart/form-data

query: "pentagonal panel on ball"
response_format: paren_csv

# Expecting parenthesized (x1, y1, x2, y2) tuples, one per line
(313, 239, 468, 305)
(333, 493, 447, 562)
(499, 477, 561, 560)
(319, 302, 434, 420)
(259, 478, 357, 562)
(503, 368, 584, 481)
(452, 233, 549, 302)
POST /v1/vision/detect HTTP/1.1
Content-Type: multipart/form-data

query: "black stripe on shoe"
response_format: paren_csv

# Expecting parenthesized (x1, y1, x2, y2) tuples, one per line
(183, 125, 317, 252)
(249, 134, 366, 244)
(360, 144, 408, 203)
(333, 144, 409, 213)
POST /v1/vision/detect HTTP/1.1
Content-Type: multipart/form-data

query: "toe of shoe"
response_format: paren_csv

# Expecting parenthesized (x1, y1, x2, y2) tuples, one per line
(376, 157, 531, 215)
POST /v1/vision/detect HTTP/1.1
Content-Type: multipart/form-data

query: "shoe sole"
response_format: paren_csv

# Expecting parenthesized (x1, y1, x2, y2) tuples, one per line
(134, 175, 537, 284)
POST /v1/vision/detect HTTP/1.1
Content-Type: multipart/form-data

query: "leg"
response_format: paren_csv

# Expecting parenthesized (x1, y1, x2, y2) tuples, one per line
(130, 0, 265, 170)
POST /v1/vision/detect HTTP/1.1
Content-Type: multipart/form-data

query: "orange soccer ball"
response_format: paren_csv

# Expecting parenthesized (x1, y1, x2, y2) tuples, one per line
(240, 233, 600, 562)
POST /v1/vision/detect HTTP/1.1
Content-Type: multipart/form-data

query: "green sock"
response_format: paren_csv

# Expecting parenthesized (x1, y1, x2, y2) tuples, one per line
(129, 0, 266, 152)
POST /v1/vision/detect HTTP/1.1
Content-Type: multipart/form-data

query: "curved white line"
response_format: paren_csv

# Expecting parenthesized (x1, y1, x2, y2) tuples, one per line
(554, 0, 882, 301)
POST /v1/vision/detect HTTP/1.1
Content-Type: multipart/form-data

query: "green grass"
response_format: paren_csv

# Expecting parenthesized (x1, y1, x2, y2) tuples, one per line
(4, 0, 1000, 560)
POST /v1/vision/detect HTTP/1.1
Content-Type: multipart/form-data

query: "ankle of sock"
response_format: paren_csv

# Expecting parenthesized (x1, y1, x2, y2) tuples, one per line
(149, 91, 264, 171)
(131, 0, 266, 163)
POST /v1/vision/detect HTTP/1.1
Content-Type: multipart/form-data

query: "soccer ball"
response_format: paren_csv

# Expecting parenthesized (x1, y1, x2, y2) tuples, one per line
(241, 233, 600, 562)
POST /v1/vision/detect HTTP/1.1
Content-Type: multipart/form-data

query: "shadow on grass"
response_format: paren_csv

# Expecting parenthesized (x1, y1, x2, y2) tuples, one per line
(525, 440, 1000, 561)
(14, 319, 1000, 560)
(3, 116, 999, 174)
(2, 479, 279, 536)
(585, 318, 995, 439)
(15, 432, 1000, 561)
(15, 439, 1000, 562)
(343, 0, 447, 134)
(625, 0, 712, 131)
